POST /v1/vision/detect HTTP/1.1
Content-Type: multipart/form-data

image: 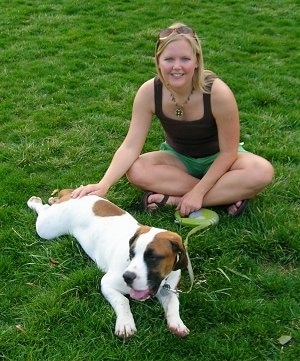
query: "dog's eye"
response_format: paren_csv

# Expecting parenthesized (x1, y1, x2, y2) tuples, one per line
(129, 249, 135, 260)
(145, 251, 163, 265)
(148, 255, 159, 261)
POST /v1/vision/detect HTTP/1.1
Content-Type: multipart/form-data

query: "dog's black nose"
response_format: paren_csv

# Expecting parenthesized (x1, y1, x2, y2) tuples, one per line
(123, 271, 137, 285)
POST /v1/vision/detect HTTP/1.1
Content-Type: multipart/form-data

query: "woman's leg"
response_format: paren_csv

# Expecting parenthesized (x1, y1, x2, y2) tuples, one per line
(126, 151, 198, 195)
(127, 151, 274, 211)
(201, 152, 274, 206)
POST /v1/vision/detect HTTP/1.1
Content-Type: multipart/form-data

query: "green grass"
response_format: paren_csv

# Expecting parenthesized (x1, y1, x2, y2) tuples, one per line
(1, 0, 299, 360)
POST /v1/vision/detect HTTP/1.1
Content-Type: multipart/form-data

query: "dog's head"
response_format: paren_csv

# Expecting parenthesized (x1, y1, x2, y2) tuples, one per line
(123, 226, 188, 300)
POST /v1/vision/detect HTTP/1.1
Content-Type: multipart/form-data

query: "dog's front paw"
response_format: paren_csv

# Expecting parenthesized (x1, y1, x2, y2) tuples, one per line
(115, 316, 137, 339)
(27, 196, 42, 209)
(168, 317, 190, 337)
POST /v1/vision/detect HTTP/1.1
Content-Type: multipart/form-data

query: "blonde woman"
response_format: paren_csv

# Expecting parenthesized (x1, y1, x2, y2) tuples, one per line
(72, 23, 274, 216)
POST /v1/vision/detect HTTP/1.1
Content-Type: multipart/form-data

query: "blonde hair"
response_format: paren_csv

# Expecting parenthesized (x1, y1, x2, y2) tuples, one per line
(155, 23, 216, 93)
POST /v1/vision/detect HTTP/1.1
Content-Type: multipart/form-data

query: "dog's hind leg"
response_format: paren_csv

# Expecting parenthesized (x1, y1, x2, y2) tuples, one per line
(27, 196, 50, 214)
(27, 196, 69, 240)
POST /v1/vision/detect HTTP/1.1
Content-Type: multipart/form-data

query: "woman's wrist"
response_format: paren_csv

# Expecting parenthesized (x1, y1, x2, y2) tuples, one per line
(98, 180, 110, 195)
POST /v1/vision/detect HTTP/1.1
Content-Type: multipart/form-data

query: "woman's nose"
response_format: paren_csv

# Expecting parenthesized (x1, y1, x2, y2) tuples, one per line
(172, 60, 182, 69)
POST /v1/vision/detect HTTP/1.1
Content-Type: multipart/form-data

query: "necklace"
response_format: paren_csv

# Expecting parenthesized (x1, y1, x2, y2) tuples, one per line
(170, 89, 193, 118)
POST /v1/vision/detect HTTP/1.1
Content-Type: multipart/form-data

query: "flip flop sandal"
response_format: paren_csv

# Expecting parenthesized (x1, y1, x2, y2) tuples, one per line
(228, 199, 249, 216)
(174, 208, 219, 229)
(141, 191, 169, 211)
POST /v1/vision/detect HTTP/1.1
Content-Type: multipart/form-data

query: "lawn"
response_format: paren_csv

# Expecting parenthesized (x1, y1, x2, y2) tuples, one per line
(0, 1, 299, 360)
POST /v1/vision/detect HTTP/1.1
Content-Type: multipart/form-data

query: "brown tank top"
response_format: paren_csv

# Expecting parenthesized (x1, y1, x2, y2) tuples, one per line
(154, 77, 219, 158)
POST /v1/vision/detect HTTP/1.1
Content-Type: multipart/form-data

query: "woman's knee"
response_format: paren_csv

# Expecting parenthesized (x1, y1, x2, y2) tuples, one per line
(126, 158, 148, 187)
(250, 157, 274, 189)
(263, 160, 274, 185)
(236, 153, 274, 192)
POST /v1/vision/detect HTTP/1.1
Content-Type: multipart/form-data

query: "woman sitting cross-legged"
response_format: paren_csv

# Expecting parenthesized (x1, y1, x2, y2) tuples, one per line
(72, 23, 274, 217)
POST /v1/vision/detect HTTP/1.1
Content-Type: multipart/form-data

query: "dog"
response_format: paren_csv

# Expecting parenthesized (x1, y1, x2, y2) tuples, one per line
(27, 189, 190, 339)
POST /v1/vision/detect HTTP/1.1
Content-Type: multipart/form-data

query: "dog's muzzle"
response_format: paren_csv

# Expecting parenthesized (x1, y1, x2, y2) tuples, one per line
(123, 271, 136, 286)
(123, 271, 154, 301)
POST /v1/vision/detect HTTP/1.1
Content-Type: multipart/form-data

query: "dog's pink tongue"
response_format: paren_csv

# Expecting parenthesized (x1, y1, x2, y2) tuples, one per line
(130, 289, 150, 300)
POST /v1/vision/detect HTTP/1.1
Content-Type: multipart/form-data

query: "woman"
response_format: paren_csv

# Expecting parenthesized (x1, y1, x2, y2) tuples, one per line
(72, 23, 274, 216)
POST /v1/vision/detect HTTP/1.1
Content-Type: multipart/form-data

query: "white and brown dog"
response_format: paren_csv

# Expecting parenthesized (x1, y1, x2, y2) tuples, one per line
(27, 189, 189, 339)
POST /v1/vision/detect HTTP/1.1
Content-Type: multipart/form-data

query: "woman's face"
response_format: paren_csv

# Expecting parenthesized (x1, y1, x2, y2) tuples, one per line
(158, 38, 198, 90)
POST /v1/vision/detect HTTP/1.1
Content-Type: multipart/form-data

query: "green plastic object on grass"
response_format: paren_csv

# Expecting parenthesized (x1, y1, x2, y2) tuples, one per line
(174, 209, 219, 229)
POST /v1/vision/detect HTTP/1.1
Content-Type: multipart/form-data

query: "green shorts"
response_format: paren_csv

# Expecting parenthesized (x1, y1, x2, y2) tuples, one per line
(160, 142, 247, 178)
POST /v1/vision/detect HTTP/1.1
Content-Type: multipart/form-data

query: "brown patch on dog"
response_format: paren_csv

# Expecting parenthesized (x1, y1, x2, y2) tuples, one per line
(92, 199, 126, 217)
(136, 225, 151, 235)
(129, 226, 151, 247)
(147, 231, 188, 276)
(49, 189, 73, 204)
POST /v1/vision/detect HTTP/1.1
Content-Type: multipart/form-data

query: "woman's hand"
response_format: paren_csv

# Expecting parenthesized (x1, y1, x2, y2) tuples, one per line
(71, 182, 109, 199)
(177, 189, 204, 216)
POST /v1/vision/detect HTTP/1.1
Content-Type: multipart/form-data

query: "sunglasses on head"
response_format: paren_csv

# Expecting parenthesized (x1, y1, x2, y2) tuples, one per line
(158, 26, 195, 40)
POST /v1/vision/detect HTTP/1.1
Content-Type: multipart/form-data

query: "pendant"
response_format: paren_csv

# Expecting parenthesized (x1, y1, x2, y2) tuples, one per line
(175, 107, 183, 117)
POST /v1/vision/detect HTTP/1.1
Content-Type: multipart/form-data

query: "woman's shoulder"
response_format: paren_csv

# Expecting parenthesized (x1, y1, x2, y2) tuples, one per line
(133, 78, 156, 113)
(139, 77, 156, 90)
(134, 78, 156, 100)
(211, 78, 235, 99)
(210, 78, 238, 116)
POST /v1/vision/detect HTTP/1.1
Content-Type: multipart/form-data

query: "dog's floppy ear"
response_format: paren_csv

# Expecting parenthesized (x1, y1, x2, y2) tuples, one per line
(170, 237, 188, 271)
